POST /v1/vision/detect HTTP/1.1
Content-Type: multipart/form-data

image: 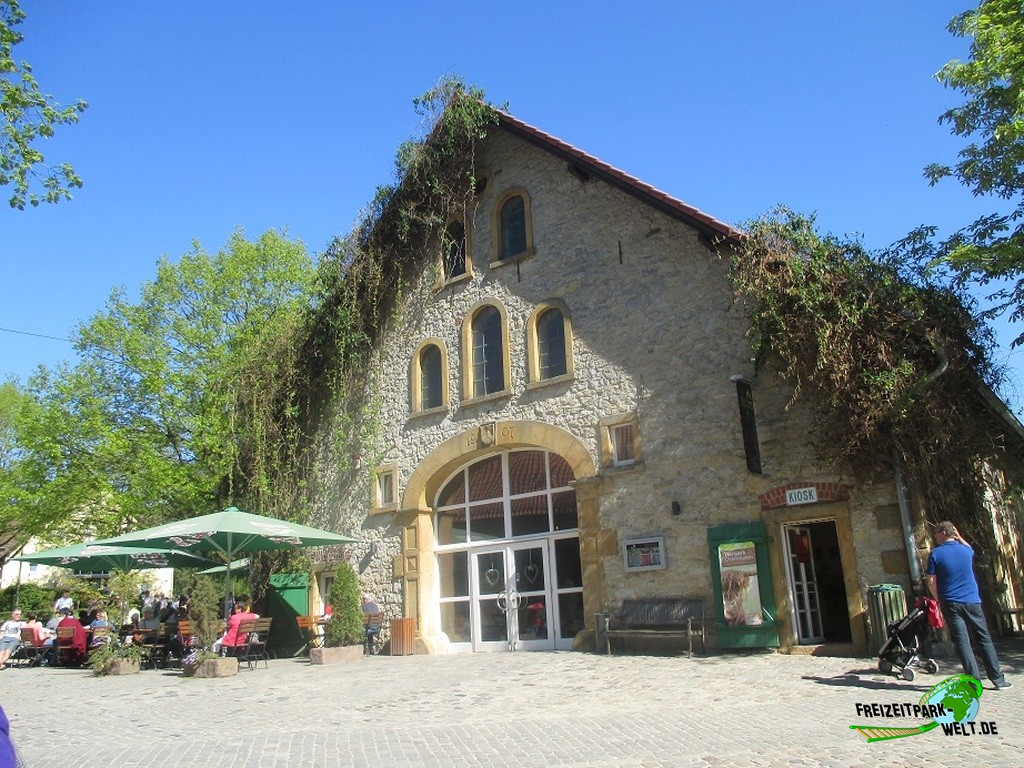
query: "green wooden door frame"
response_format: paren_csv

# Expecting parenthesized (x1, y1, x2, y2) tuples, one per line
(707, 521, 780, 648)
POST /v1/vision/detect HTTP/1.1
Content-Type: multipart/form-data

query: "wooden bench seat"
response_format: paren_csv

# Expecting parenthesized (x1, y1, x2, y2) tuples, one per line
(601, 597, 705, 657)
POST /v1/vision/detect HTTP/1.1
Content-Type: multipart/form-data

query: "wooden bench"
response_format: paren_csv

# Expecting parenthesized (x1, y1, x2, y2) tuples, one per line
(602, 597, 705, 657)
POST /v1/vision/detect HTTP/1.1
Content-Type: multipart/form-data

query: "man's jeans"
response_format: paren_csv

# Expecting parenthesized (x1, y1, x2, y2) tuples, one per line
(942, 601, 1006, 685)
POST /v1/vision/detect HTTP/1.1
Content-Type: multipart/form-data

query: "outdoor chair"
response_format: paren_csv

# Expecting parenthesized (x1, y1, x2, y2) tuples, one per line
(55, 626, 84, 667)
(296, 615, 322, 655)
(16, 627, 46, 668)
(138, 624, 169, 669)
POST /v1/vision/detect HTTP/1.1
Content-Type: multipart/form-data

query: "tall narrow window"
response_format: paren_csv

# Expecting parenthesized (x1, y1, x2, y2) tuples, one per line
(443, 220, 467, 280)
(536, 307, 567, 380)
(419, 344, 443, 410)
(734, 378, 762, 474)
(499, 195, 527, 261)
(472, 306, 505, 397)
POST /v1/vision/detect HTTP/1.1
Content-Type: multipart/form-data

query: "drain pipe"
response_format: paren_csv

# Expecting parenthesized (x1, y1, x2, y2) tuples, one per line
(894, 328, 949, 588)
(892, 448, 921, 585)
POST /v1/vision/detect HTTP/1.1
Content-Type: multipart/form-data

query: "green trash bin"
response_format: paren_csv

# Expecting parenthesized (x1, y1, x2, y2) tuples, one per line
(867, 583, 907, 654)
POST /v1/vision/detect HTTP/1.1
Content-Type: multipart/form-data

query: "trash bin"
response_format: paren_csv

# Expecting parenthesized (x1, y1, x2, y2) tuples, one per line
(390, 617, 416, 656)
(867, 583, 907, 653)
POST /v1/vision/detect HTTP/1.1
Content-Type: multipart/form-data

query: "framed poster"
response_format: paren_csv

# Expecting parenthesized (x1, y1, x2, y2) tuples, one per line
(622, 536, 666, 572)
(718, 540, 764, 626)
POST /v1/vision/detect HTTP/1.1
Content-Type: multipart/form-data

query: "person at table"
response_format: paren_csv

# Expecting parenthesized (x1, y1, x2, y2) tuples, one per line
(214, 600, 259, 655)
(56, 608, 88, 666)
(0, 609, 25, 670)
(53, 589, 74, 615)
(89, 610, 114, 647)
(25, 611, 57, 666)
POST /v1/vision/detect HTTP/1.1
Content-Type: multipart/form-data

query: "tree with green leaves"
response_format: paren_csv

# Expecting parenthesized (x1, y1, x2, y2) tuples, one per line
(1, 0, 87, 208)
(907, 0, 1024, 344)
(0, 230, 316, 562)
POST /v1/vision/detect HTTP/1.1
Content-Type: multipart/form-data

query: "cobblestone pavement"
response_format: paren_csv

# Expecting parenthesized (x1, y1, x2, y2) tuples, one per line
(2, 641, 1022, 768)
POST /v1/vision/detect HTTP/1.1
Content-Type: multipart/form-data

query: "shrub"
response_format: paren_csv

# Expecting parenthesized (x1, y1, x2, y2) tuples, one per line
(324, 562, 363, 647)
(87, 642, 143, 675)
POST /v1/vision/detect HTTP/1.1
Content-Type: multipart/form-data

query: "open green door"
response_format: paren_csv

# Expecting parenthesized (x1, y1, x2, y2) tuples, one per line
(266, 572, 310, 657)
(707, 521, 780, 648)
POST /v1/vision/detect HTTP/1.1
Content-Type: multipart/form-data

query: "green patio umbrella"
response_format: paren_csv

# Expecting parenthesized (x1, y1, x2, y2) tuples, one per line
(94, 507, 357, 617)
(13, 541, 219, 572)
(197, 558, 250, 575)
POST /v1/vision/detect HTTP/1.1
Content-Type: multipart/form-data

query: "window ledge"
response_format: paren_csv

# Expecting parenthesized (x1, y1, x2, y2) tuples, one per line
(370, 503, 399, 516)
(409, 404, 449, 420)
(436, 272, 471, 292)
(526, 373, 575, 392)
(598, 460, 647, 476)
(490, 247, 536, 269)
(461, 389, 512, 408)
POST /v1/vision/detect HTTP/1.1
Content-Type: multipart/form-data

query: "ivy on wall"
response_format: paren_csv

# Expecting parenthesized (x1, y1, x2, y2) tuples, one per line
(727, 208, 1017, 561)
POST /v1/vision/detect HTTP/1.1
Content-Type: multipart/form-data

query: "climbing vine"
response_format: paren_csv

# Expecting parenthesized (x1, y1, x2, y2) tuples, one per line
(225, 78, 497, 599)
(728, 208, 1016, 560)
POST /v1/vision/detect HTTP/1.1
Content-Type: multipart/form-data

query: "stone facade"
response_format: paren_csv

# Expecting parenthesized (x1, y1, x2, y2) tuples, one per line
(303, 110, 1024, 655)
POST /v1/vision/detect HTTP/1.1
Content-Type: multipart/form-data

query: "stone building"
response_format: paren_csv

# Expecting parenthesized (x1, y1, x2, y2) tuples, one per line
(305, 107, 1024, 655)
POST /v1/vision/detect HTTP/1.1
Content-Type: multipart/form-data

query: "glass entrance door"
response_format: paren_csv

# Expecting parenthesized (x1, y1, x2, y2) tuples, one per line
(471, 542, 553, 651)
(785, 525, 825, 643)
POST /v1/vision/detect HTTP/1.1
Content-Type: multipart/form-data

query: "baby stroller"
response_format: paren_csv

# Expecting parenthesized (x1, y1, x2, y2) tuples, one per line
(877, 599, 939, 681)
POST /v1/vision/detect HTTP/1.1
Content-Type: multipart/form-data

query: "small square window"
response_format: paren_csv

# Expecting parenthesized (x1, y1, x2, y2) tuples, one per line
(374, 467, 398, 510)
(612, 423, 635, 466)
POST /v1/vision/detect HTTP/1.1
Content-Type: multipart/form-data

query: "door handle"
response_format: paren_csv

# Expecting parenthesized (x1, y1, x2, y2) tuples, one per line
(496, 593, 508, 613)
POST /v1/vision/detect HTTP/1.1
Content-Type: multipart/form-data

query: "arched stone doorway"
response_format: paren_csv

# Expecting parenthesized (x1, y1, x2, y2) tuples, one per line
(398, 421, 598, 653)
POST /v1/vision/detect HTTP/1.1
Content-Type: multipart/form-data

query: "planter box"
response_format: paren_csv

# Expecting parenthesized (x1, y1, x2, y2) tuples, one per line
(182, 657, 239, 678)
(309, 645, 363, 665)
(105, 658, 140, 676)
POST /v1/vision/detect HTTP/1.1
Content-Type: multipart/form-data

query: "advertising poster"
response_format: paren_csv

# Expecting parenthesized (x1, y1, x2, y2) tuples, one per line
(718, 541, 763, 626)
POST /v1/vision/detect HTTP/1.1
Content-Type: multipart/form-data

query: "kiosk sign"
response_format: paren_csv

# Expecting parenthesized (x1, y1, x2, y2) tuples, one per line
(786, 487, 818, 506)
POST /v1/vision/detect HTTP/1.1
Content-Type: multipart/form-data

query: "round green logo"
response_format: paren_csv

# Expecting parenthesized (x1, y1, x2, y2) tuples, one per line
(921, 674, 982, 726)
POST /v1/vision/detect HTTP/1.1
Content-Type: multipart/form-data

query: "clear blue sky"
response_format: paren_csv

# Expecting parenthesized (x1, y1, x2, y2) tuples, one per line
(3, 1, 1022, 411)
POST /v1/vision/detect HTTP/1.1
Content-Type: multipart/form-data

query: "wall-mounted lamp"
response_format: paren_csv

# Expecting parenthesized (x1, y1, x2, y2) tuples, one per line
(368, 541, 378, 558)
(671, 500, 682, 516)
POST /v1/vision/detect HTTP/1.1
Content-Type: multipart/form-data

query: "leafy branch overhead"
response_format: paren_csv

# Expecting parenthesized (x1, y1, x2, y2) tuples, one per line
(0, 0, 87, 208)
(913, 0, 1024, 343)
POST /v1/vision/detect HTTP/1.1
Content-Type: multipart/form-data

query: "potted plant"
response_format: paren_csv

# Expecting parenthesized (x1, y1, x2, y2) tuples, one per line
(88, 642, 143, 676)
(311, 562, 364, 664)
(181, 577, 238, 678)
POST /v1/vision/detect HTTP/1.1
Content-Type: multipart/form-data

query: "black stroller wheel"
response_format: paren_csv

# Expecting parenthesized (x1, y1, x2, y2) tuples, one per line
(924, 659, 938, 674)
(878, 659, 893, 674)
(902, 666, 916, 681)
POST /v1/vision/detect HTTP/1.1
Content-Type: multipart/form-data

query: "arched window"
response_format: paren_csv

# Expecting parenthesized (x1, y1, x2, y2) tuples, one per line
(472, 306, 505, 397)
(527, 301, 573, 386)
(499, 196, 526, 261)
(491, 189, 534, 264)
(419, 344, 443, 410)
(410, 339, 449, 414)
(443, 220, 467, 280)
(536, 308, 567, 379)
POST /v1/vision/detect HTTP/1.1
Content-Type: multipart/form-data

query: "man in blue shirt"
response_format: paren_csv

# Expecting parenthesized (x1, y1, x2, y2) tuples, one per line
(926, 520, 1011, 690)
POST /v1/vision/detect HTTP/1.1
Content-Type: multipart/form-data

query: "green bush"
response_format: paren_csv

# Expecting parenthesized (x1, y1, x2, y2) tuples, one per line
(324, 562, 363, 647)
(0, 583, 53, 617)
(87, 642, 143, 675)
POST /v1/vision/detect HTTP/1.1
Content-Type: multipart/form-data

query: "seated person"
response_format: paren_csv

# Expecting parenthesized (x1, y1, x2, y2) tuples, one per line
(25, 612, 57, 666)
(214, 601, 259, 655)
(127, 605, 160, 646)
(53, 589, 74, 615)
(361, 594, 382, 653)
(56, 608, 88, 666)
(0, 609, 24, 670)
(89, 610, 114, 647)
